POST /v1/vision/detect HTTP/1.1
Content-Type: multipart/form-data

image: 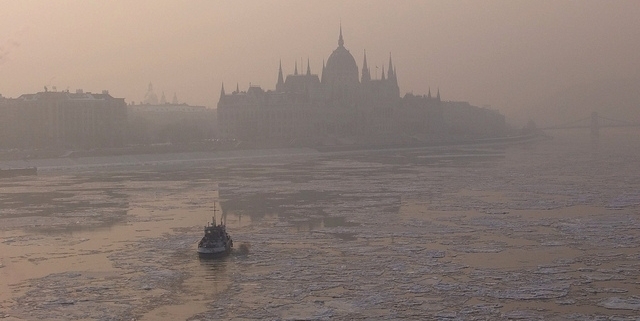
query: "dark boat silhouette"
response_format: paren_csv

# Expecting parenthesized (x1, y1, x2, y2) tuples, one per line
(197, 202, 233, 258)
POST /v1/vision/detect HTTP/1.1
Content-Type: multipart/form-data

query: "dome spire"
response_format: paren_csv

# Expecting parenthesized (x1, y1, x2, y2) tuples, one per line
(338, 23, 344, 47)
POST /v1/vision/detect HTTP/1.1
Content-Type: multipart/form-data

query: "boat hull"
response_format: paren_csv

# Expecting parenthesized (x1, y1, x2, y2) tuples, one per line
(197, 246, 231, 259)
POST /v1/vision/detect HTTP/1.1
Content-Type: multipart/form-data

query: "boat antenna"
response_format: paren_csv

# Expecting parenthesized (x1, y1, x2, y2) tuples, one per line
(213, 202, 217, 226)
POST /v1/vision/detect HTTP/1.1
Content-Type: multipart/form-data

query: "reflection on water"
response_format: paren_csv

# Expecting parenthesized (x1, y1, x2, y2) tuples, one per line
(198, 256, 229, 277)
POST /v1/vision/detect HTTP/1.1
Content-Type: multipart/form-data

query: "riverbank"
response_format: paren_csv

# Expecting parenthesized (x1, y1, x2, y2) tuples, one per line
(0, 133, 544, 172)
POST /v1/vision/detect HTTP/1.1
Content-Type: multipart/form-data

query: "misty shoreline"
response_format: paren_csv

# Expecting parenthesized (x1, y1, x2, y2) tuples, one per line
(0, 133, 543, 172)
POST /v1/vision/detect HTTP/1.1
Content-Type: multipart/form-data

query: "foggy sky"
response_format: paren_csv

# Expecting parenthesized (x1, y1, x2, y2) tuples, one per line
(1, 0, 639, 124)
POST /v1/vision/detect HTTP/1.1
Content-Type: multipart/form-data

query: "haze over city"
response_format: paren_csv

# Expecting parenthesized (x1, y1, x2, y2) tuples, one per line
(4, 1, 640, 320)
(2, 0, 639, 126)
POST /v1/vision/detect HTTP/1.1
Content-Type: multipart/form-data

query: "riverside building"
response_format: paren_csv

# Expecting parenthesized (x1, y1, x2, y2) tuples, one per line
(0, 89, 127, 149)
(217, 28, 505, 146)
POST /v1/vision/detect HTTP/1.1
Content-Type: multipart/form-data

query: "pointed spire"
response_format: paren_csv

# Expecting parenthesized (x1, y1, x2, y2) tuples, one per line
(437, 88, 441, 101)
(321, 59, 326, 83)
(361, 50, 371, 82)
(294, 61, 298, 75)
(381, 66, 386, 81)
(387, 53, 395, 80)
(236, 83, 239, 93)
(219, 83, 225, 102)
(338, 23, 344, 47)
(172, 92, 178, 104)
(306, 58, 311, 76)
(277, 60, 284, 86)
(428, 87, 432, 99)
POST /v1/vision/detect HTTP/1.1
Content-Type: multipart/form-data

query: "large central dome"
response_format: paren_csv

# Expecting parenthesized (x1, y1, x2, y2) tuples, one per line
(323, 27, 359, 93)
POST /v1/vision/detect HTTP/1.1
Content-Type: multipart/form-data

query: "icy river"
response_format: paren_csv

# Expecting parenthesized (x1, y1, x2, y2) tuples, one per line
(1, 127, 639, 320)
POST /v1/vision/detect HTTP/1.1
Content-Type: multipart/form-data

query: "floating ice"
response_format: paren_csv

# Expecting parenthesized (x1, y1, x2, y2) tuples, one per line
(599, 297, 640, 310)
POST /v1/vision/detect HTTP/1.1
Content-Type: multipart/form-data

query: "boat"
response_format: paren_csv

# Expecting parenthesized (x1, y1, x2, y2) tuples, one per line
(197, 202, 233, 258)
(0, 167, 37, 178)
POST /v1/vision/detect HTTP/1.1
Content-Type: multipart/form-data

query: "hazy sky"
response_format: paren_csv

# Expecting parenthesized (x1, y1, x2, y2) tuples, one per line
(1, 0, 639, 121)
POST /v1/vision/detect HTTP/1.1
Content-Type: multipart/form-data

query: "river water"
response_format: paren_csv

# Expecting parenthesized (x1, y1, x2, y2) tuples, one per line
(1, 128, 639, 320)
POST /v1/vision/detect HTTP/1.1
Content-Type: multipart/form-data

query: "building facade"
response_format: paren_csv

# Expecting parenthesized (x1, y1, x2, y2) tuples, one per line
(0, 90, 127, 149)
(217, 28, 505, 146)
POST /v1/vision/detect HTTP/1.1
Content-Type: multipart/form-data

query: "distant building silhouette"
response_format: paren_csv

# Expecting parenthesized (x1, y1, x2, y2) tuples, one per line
(217, 27, 505, 145)
(144, 83, 159, 105)
(0, 90, 126, 149)
(128, 102, 215, 144)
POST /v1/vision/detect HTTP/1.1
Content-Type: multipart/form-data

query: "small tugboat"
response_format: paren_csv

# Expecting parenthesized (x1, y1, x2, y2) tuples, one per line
(197, 202, 233, 258)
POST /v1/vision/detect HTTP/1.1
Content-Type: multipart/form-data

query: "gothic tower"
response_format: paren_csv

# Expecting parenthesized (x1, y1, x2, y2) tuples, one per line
(361, 50, 371, 83)
(276, 60, 285, 92)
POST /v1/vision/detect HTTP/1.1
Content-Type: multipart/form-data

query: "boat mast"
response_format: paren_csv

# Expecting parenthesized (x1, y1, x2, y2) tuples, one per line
(213, 202, 218, 226)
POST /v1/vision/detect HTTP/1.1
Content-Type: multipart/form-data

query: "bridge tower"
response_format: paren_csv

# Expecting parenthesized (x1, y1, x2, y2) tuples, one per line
(591, 111, 599, 138)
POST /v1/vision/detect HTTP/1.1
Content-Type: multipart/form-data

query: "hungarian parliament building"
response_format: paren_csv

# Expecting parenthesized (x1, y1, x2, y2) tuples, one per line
(217, 28, 506, 146)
